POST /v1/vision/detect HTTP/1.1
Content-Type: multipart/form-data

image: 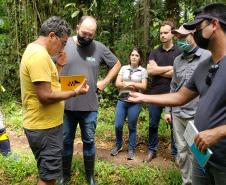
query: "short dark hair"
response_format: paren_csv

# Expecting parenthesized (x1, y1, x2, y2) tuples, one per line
(40, 16, 71, 37)
(128, 47, 143, 66)
(160, 20, 175, 30)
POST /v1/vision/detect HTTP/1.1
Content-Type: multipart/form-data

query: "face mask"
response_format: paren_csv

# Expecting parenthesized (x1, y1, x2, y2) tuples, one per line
(77, 34, 93, 47)
(176, 39, 193, 52)
(194, 30, 210, 49)
(194, 24, 214, 50)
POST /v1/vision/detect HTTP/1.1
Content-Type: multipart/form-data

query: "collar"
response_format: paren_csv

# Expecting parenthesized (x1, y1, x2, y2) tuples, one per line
(160, 45, 176, 52)
(181, 47, 201, 62)
(125, 65, 142, 72)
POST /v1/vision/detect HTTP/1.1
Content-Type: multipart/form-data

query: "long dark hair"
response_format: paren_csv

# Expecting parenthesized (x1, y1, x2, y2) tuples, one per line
(128, 47, 143, 66)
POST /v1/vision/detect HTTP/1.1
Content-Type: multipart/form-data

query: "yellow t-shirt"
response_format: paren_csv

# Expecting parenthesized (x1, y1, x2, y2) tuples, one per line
(20, 43, 64, 129)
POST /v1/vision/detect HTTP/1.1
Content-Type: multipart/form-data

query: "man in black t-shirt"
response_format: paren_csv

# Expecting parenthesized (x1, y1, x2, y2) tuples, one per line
(129, 3, 226, 185)
(146, 20, 181, 162)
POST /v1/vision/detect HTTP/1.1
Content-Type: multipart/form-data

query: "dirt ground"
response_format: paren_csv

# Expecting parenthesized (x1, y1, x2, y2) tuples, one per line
(8, 130, 176, 169)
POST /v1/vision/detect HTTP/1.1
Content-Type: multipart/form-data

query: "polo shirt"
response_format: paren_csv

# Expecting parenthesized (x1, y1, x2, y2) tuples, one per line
(148, 45, 181, 94)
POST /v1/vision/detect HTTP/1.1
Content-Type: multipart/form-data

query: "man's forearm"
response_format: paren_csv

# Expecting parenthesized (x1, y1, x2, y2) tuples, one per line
(139, 87, 197, 106)
(38, 90, 76, 105)
(141, 93, 184, 106)
(215, 125, 226, 139)
(147, 65, 173, 76)
(103, 60, 121, 85)
(161, 70, 173, 78)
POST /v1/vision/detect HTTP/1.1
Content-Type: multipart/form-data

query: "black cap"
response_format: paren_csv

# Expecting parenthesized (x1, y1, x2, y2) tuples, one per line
(184, 13, 226, 30)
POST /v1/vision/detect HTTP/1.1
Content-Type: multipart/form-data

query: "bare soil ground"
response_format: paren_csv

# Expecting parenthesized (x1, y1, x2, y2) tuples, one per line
(8, 131, 176, 169)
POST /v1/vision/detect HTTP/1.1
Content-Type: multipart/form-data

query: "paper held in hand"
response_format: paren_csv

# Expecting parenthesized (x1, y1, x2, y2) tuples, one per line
(184, 121, 213, 168)
(60, 75, 86, 91)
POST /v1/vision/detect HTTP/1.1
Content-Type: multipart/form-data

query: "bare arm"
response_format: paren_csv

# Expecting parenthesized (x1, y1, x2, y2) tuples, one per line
(124, 79, 147, 91)
(116, 75, 147, 91)
(128, 86, 198, 107)
(161, 69, 173, 78)
(34, 80, 89, 105)
(147, 60, 173, 77)
(97, 60, 121, 91)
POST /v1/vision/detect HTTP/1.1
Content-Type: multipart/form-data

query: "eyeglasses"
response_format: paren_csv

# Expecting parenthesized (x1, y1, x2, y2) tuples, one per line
(196, 22, 211, 31)
(55, 35, 67, 48)
(205, 64, 219, 86)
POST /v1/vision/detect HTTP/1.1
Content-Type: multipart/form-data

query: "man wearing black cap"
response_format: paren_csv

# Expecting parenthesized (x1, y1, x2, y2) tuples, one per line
(164, 25, 211, 185)
(128, 3, 226, 185)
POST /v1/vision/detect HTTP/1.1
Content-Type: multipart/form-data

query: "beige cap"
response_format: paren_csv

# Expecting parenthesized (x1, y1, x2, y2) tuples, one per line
(171, 25, 195, 35)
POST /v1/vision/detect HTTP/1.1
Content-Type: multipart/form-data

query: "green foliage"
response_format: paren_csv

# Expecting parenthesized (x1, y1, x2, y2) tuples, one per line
(0, 152, 37, 184)
(0, 95, 23, 132)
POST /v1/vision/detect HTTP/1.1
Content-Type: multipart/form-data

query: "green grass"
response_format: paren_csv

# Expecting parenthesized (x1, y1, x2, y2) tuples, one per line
(0, 99, 181, 185)
(0, 153, 181, 185)
(0, 152, 37, 185)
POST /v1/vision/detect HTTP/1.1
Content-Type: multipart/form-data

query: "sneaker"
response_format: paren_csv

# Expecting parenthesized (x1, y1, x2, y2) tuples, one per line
(110, 145, 123, 156)
(143, 152, 157, 163)
(127, 150, 135, 160)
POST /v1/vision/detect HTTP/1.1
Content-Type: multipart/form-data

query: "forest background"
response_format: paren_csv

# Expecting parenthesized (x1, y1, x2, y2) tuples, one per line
(1, 0, 226, 99)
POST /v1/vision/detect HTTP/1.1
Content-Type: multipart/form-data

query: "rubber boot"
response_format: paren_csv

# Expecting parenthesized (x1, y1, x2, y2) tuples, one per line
(63, 155, 73, 183)
(84, 155, 96, 185)
(57, 155, 72, 185)
(0, 129, 11, 156)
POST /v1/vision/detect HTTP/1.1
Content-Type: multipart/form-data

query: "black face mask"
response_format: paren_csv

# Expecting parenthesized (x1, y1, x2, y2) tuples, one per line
(77, 34, 93, 47)
(194, 30, 210, 49)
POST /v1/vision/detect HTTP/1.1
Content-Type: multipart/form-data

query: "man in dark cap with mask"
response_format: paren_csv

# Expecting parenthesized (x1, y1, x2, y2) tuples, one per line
(128, 3, 226, 185)
(164, 25, 211, 185)
(60, 16, 121, 185)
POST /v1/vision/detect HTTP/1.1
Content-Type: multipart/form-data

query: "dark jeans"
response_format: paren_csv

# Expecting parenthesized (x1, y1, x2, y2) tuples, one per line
(148, 104, 177, 155)
(114, 100, 141, 150)
(63, 110, 97, 157)
(193, 159, 226, 185)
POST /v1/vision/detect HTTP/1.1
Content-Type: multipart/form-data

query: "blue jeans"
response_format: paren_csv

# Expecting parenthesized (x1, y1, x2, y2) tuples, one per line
(114, 100, 141, 151)
(63, 110, 97, 157)
(193, 159, 226, 185)
(148, 104, 177, 155)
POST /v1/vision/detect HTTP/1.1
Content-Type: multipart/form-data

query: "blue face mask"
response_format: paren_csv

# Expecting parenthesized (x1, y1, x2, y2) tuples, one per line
(176, 39, 193, 52)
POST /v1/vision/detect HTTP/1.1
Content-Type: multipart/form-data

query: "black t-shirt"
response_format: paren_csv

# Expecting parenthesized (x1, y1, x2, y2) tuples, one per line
(148, 46, 181, 94)
(186, 56, 226, 171)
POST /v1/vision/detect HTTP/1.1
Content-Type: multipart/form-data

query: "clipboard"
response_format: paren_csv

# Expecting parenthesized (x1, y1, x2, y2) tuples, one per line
(60, 75, 86, 91)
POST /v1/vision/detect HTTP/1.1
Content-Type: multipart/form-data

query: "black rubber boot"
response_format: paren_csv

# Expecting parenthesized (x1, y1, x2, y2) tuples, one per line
(63, 155, 73, 184)
(84, 155, 96, 185)
(57, 155, 72, 185)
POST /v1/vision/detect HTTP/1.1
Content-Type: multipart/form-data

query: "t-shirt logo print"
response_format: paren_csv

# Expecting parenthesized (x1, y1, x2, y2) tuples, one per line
(86, 57, 96, 63)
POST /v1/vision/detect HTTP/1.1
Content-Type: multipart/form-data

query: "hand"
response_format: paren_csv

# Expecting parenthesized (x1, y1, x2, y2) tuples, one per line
(127, 92, 145, 103)
(56, 51, 67, 67)
(164, 114, 172, 124)
(194, 128, 220, 152)
(124, 82, 135, 90)
(97, 80, 107, 92)
(74, 80, 89, 96)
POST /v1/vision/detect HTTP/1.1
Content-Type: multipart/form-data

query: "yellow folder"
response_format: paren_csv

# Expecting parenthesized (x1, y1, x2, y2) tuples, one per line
(60, 75, 86, 91)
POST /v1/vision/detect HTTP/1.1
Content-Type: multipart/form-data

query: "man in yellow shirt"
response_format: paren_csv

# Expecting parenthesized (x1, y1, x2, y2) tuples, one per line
(20, 16, 89, 185)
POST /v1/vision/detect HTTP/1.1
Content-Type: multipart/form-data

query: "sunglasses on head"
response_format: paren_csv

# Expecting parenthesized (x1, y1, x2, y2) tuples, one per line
(205, 64, 219, 86)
